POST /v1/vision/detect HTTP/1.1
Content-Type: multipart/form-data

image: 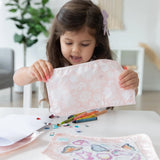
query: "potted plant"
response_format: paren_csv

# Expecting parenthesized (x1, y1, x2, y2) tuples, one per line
(5, 0, 54, 66)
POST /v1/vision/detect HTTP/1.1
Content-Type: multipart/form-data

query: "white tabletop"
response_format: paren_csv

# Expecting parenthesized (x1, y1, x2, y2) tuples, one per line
(0, 107, 160, 160)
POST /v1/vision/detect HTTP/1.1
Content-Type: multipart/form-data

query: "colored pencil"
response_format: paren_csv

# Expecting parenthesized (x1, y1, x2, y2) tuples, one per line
(73, 112, 88, 120)
(76, 114, 97, 120)
(72, 117, 97, 123)
(61, 116, 74, 124)
(67, 112, 85, 119)
(95, 110, 107, 116)
(73, 110, 98, 121)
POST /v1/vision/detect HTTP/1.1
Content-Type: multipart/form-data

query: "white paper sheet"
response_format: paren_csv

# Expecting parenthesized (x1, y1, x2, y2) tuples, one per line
(0, 114, 46, 146)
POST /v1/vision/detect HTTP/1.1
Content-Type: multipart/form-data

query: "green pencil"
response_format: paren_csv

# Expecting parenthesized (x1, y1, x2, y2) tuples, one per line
(61, 116, 74, 124)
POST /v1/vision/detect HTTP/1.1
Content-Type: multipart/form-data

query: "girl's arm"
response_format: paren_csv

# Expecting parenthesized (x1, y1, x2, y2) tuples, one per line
(119, 69, 139, 96)
(13, 67, 37, 86)
(13, 59, 53, 86)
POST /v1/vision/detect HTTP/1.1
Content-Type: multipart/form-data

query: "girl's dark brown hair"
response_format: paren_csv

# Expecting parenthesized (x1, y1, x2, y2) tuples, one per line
(46, 0, 112, 68)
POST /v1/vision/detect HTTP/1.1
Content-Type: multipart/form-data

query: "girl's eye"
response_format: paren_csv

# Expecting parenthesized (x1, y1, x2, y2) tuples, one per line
(65, 42, 72, 45)
(81, 43, 89, 47)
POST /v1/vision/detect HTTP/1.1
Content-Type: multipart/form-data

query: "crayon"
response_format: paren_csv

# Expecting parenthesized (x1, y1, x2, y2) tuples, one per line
(72, 117, 97, 123)
(73, 112, 88, 121)
(86, 110, 98, 116)
(95, 110, 107, 116)
(61, 116, 74, 124)
(67, 115, 74, 119)
(73, 110, 98, 121)
(76, 114, 97, 120)
(67, 112, 85, 119)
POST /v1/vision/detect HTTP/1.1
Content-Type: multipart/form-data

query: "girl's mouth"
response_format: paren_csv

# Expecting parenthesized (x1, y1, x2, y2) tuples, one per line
(70, 56, 82, 63)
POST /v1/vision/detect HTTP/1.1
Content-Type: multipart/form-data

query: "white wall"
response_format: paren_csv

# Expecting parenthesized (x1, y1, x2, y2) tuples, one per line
(0, 0, 160, 91)
(109, 0, 160, 90)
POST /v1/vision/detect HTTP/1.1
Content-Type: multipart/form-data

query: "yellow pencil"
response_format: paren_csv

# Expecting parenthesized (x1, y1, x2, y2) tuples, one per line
(76, 114, 97, 120)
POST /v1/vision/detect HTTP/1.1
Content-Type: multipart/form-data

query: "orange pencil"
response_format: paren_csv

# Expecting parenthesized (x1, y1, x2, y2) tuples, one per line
(95, 109, 107, 116)
(73, 112, 88, 120)
(86, 110, 99, 116)
(74, 110, 99, 120)
(76, 114, 97, 120)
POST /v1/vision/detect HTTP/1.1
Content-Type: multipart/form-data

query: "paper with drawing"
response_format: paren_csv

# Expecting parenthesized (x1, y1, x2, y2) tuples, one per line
(43, 133, 159, 160)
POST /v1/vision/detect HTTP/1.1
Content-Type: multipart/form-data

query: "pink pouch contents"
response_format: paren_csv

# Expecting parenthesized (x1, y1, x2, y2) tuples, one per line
(43, 133, 159, 160)
(46, 59, 135, 116)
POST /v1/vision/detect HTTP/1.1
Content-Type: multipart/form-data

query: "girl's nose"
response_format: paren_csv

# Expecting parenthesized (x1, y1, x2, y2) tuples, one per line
(72, 45, 80, 55)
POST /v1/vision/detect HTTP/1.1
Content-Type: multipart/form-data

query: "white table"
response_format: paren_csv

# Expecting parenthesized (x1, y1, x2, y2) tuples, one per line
(0, 108, 160, 160)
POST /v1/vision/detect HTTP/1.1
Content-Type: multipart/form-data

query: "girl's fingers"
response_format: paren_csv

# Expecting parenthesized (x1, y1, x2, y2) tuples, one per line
(32, 60, 47, 82)
(30, 65, 43, 81)
(35, 60, 54, 82)
(39, 60, 50, 80)
(119, 70, 138, 83)
(28, 59, 54, 82)
(119, 70, 131, 80)
(46, 62, 54, 78)
(39, 60, 53, 80)
(120, 78, 139, 89)
(119, 73, 138, 85)
(119, 70, 139, 90)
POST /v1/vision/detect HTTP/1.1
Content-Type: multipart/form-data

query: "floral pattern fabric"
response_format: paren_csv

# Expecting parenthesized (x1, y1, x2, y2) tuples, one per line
(46, 59, 135, 116)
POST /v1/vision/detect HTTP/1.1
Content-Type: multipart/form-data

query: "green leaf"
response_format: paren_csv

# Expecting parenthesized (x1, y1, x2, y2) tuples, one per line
(26, 38, 38, 47)
(46, 8, 54, 18)
(13, 0, 19, 2)
(42, 0, 49, 6)
(6, 0, 54, 48)
(41, 17, 50, 23)
(21, 18, 31, 24)
(15, 24, 24, 29)
(14, 33, 24, 43)
(9, 17, 19, 21)
(34, 3, 41, 5)
(27, 26, 40, 36)
(40, 8, 45, 14)
(28, 7, 39, 16)
(43, 30, 49, 37)
(5, 3, 17, 6)
(9, 17, 28, 25)
(9, 8, 17, 12)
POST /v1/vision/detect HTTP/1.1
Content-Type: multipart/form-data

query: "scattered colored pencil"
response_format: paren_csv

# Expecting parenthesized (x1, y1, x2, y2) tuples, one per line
(95, 109, 107, 116)
(73, 112, 88, 121)
(73, 110, 98, 121)
(61, 116, 74, 124)
(72, 117, 97, 123)
(61, 109, 107, 124)
(76, 114, 97, 120)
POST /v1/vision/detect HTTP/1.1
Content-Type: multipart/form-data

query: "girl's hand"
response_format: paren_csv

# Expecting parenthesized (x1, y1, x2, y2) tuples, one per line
(28, 59, 53, 82)
(119, 69, 139, 93)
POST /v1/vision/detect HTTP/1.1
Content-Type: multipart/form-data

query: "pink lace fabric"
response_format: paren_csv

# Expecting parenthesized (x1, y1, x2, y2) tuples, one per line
(46, 59, 135, 116)
(43, 133, 159, 160)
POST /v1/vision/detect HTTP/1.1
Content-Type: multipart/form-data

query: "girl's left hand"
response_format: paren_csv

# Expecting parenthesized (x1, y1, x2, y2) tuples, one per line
(119, 69, 139, 91)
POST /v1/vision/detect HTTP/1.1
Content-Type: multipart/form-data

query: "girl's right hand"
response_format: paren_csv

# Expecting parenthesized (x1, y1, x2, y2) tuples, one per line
(29, 59, 53, 82)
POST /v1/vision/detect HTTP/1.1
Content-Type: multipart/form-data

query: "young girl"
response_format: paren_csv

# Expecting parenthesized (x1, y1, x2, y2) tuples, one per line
(13, 0, 139, 95)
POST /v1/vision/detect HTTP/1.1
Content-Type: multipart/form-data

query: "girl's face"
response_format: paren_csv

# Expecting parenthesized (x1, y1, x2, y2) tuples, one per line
(60, 27, 96, 65)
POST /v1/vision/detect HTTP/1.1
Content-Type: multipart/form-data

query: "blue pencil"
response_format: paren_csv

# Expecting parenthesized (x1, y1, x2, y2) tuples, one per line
(72, 117, 97, 123)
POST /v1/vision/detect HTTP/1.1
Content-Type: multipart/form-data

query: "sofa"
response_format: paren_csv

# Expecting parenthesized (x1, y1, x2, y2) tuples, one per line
(0, 48, 14, 101)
